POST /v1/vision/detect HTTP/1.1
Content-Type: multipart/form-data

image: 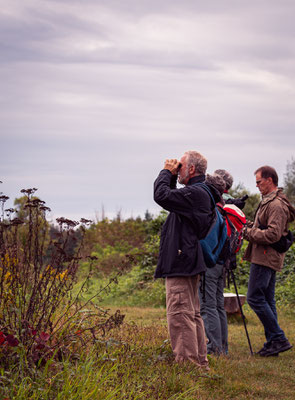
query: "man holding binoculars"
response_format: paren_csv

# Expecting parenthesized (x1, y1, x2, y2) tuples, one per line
(153, 150, 222, 370)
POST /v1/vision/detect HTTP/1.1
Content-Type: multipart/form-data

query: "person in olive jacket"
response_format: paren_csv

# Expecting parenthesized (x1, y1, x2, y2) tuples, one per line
(244, 165, 295, 357)
(154, 150, 221, 369)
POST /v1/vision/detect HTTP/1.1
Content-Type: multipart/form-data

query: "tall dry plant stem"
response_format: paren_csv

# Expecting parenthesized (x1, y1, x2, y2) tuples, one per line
(0, 187, 128, 366)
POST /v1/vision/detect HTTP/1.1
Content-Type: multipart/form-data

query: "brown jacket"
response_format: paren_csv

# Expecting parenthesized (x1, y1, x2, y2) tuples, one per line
(243, 189, 295, 272)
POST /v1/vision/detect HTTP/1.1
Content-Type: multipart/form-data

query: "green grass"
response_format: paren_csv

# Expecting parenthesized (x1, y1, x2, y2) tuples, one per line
(75, 266, 167, 308)
(1, 306, 295, 399)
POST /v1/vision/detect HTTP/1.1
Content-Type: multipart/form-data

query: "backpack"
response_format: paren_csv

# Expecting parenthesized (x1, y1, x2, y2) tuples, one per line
(258, 220, 294, 253)
(194, 183, 247, 268)
(194, 183, 228, 268)
(222, 203, 246, 256)
(257, 190, 295, 253)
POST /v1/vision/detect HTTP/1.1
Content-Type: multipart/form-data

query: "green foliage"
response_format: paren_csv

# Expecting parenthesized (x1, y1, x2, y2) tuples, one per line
(82, 216, 151, 276)
(276, 272, 295, 306)
(86, 243, 140, 277)
(85, 217, 148, 254)
(230, 242, 251, 289)
(275, 244, 295, 305)
(97, 222, 166, 307)
(229, 184, 260, 221)
(276, 244, 295, 284)
(284, 157, 295, 206)
(81, 207, 295, 309)
(242, 193, 261, 221)
(145, 210, 168, 237)
(78, 211, 167, 308)
(82, 264, 166, 308)
(14, 194, 42, 221)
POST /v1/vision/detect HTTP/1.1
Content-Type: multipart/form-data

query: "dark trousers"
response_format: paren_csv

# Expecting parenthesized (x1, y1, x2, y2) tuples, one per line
(200, 264, 228, 354)
(247, 263, 286, 343)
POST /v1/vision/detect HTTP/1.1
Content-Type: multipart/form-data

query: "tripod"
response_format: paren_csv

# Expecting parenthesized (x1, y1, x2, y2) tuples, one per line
(226, 263, 253, 356)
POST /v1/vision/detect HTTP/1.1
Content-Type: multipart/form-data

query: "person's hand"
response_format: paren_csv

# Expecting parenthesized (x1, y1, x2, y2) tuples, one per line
(242, 225, 248, 239)
(164, 159, 180, 175)
(246, 220, 253, 228)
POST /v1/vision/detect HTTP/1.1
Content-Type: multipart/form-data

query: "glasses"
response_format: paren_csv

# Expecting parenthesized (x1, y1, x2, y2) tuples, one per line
(256, 177, 270, 186)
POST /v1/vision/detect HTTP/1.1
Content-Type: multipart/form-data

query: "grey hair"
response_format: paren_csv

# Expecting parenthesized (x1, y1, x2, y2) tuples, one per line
(185, 151, 207, 175)
(214, 169, 233, 190)
(205, 173, 226, 195)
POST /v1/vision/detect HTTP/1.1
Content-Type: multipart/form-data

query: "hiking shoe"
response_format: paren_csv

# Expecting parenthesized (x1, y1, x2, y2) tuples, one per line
(255, 341, 272, 356)
(258, 349, 278, 357)
(260, 339, 292, 357)
(256, 348, 278, 357)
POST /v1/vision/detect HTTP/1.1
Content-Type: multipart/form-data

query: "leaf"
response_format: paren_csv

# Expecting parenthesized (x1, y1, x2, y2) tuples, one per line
(39, 332, 50, 342)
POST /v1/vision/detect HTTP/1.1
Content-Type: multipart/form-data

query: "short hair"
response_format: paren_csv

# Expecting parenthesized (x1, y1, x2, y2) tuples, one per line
(205, 173, 226, 195)
(185, 151, 207, 175)
(254, 165, 278, 186)
(214, 169, 233, 190)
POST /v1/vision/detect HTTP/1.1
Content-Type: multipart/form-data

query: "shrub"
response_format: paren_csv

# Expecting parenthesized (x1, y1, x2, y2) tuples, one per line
(92, 265, 166, 308)
(0, 188, 127, 369)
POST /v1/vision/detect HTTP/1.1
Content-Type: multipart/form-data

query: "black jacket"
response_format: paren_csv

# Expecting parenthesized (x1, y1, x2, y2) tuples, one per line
(154, 169, 220, 278)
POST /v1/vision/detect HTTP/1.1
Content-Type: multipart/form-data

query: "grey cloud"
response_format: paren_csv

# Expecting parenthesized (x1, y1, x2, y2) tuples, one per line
(1, 0, 295, 220)
(2, 0, 295, 68)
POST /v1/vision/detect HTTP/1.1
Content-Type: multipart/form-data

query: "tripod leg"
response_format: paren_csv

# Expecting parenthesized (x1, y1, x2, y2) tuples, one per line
(230, 269, 253, 356)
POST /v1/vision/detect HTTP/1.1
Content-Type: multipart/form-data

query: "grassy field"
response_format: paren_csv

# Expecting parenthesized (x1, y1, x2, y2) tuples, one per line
(103, 305, 295, 399)
(2, 305, 295, 399)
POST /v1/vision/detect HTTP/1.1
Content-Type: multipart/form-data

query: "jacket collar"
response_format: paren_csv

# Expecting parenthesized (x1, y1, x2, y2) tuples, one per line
(187, 175, 205, 186)
(261, 188, 278, 205)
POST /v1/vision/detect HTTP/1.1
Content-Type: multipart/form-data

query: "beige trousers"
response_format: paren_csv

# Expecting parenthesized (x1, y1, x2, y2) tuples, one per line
(166, 275, 208, 368)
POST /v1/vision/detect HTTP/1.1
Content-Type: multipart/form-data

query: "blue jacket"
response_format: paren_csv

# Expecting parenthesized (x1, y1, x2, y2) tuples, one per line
(154, 169, 219, 278)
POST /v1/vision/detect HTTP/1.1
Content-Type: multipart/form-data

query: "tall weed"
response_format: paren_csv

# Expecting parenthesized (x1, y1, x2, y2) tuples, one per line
(0, 188, 127, 369)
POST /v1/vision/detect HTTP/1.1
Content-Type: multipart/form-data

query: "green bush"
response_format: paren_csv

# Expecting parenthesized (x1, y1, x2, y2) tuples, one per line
(80, 213, 295, 309)
(276, 272, 295, 306)
(83, 265, 166, 308)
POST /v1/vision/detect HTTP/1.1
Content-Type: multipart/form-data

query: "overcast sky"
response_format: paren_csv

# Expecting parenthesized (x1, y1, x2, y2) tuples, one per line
(1, 0, 295, 222)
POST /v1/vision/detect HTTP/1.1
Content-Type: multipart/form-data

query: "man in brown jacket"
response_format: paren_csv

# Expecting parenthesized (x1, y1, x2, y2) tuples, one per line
(244, 165, 295, 357)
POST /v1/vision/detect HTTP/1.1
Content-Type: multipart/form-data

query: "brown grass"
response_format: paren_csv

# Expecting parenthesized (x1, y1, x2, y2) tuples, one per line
(104, 305, 295, 400)
(3, 305, 294, 399)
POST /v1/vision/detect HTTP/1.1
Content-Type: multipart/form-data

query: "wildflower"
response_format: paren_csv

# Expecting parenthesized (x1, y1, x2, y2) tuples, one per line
(0, 195, 9, 202)
(39, 332, 50, 342)
(80, 218, 92, 225)
(28, 325, 37, 336)
(20, 188, 37, 196)
(4, 271, 11, 281)
(0, 331, 6, 345)
(58, 270, 68, 280)
(5, 334, 19, 347)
